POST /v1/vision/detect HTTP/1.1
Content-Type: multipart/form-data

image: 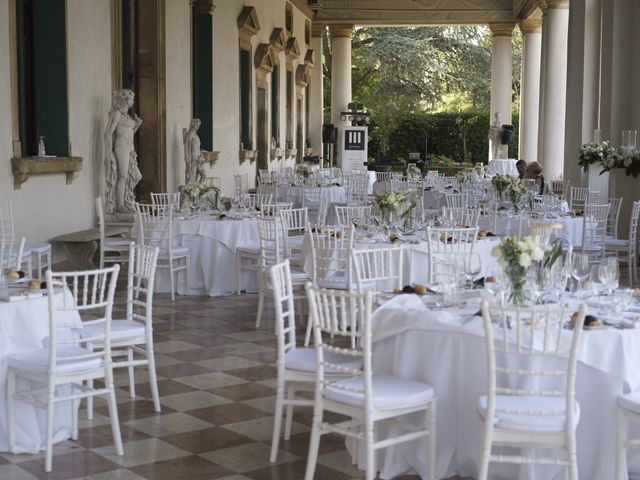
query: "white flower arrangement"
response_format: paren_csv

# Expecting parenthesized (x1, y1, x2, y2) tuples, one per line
(491, 235, 544, 303)
(374, 191, 407, 213)
(183, 182, 214, 198)
(295, 164, 313, 179)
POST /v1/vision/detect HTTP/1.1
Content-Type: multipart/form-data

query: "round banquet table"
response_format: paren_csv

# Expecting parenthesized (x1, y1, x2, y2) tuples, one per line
(481, 213, 585, 246)
(277, 185, 347, 208)
(487, 158, 518, 176)
(0, 291, 81, 453)
(349, 295, 640, 480)
(154, 216, 259, 296)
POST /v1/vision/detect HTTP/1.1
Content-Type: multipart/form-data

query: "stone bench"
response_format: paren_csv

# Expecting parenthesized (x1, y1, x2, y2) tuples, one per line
(52, 226, 131, 270)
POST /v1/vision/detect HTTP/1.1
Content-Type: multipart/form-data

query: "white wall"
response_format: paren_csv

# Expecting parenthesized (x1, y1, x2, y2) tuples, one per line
(0, 0, 111, 253)
(209, 0, 311, 196)
(165, 0, 192, 192)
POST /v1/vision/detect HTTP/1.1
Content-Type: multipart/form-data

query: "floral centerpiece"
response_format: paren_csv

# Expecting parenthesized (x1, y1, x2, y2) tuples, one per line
(374, 191, 407, 224)
(491, 173, 512, 198)
(295, 163, 313, 179)
(491, 236, 544, 304)
(183, 182, 219, 210)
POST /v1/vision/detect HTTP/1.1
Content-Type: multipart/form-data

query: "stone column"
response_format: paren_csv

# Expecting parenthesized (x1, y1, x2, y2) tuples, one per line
(564, 0, 602, 191)
(540, 0, 570, 181)
(537, 2, 549, 158)
(519, 18, 542, 163)
(309, 24, 325, 155)
(489, 23, 514, 140)
(330, 25, 353, 127)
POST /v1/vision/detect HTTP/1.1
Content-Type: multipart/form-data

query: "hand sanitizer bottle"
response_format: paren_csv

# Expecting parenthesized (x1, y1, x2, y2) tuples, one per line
(38, 137, 46, 156)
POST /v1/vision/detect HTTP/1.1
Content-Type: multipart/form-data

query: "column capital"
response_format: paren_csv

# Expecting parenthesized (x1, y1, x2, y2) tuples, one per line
(520, 18, 542, 34)
(329, 24, 354, 39)
(545, 0, 569, 9)
(489, 23, 515, 37)
(311, 23, 325, 38)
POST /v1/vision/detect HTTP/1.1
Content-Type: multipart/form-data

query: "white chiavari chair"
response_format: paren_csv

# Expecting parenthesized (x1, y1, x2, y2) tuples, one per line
(551, 179, 570, 200)
(530, 222, 564, 248)
(280, 207, 308, 265)
(606, 200, 640, 286)
(7, 266, 124, 472)
(0, 199, 35, 275)
(255, 217, 309, 328)
(96, 196, 131, 269)
(304, 284, 436, 480)
(445, 192, 468, 208)
(136, 203, 190, 300)
(426, 226, 478, 283)
(82, 244, 161, 419)
(261, 202, 293, 217)
(477, 301, 587, 480)
(569, 187, 599, 211)
(352, 246, 403, 293)
(575, 203, 610, 261)
(334, 205, 373, 227)
(268, 260, 360, 462)
(0, 235, 25, 272)
(242, 192, 273, 211)
(150, 192, 181, 209)
(605, 196, 623, 239)
(441, 206, 481, 228)
(316, 197, 329, 226)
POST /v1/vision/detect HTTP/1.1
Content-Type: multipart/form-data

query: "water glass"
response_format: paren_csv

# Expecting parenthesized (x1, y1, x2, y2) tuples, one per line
(484, 267, 507, 304)
(571, 253, 591, 295)
(598, 257, 620, 295)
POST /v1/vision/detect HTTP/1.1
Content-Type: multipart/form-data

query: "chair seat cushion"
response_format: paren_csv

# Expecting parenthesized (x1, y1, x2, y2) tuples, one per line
(80, 320, 146, 342)
(159, 246, 189, 255)
(285, 347, 362, 374)
(237, 246, 260, 256)
(8, 346, 103, 375)
(618, 392, 640, 415)
(605, 238, 630, 247)
(324, 374, 435, 410)
(104, 237, 132, 247)
(477, 395, 580, 432)
(25, 242, 52, 253)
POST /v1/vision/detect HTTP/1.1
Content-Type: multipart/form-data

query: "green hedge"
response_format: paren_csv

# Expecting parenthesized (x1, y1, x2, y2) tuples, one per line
(369, 111, 520, 165)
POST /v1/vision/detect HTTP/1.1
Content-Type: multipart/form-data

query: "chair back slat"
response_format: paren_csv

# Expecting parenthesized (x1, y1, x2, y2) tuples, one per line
(335, 205, 372, 227)
(426, 226, 477, 283)
(308, 224, 355, 288)
(136, 203, 175, 253)
(270, 260, 298, 360)
(352, 246, 403, 293)
(306, 285, 372, 404)
(126, 243, 159, 328)
(47, 265, 120, 375)
(481, 302, 586, 421)
(150, 192, 181, 209)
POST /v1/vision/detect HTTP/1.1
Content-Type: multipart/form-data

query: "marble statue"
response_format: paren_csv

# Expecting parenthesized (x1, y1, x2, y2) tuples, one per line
(183, 119, 206, 184)
(488, 112, 503, 160)
(104, 89, 143, 214)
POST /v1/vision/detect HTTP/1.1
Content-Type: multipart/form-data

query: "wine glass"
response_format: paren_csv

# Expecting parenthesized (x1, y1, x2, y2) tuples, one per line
(484, 267, 507, 304)
(598, 257, 619, 295)
(571, 253, 591, 296)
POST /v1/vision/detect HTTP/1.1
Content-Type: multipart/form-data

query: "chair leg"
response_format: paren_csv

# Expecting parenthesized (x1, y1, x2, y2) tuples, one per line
(106, 385, 124, 456)
(255, 274, 265, 328)
(236, 255, 242, 295)
(477, 422, 492, 480)
(127, 348, 136, 399)
(365, 418, 376, 480)
(270, 380, 285, 463)
(7, 370, 16, 451)
(427, 401, 437, 480)
(184, 253, 190, 294)
(304, 406, 323, 480)
(147, 347, 161, 413)
(45, 390, 55, 472)
(617, 409, 629, 480)
(284, 387, 294, 440)
(87, 378, 94, 420)
(169, 259, 176, 301)
(304, 313, 313, 347)
(72, 397, 79, 440)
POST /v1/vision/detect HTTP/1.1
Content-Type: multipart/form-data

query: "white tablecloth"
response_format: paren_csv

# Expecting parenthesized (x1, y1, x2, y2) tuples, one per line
(0, 291, 81, 453)
(154, 217, 259, 296)
(482, 213, 584, 246)
(277, 186, 347, 208)
(353, 295, 640, 479)
(487, 158, 518, 176)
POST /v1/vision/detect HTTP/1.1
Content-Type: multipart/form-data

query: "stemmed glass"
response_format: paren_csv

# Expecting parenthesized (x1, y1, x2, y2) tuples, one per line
(484, 267, 507, 305)
(571, 253, 591, 297)
(598, 257, 620, 296)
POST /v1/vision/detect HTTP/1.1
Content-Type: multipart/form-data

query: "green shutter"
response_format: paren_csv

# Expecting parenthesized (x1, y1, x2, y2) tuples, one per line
(240, 48, 251, 148)
(192, 10, 213, 151)
(271, 64, 278, 139)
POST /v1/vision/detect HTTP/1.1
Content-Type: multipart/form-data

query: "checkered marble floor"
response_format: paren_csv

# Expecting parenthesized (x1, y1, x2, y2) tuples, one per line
(1, 291, 469, 480)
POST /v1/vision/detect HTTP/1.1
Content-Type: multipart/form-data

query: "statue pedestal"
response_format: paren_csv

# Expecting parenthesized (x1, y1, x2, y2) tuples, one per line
(105, 212, 136, 228)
